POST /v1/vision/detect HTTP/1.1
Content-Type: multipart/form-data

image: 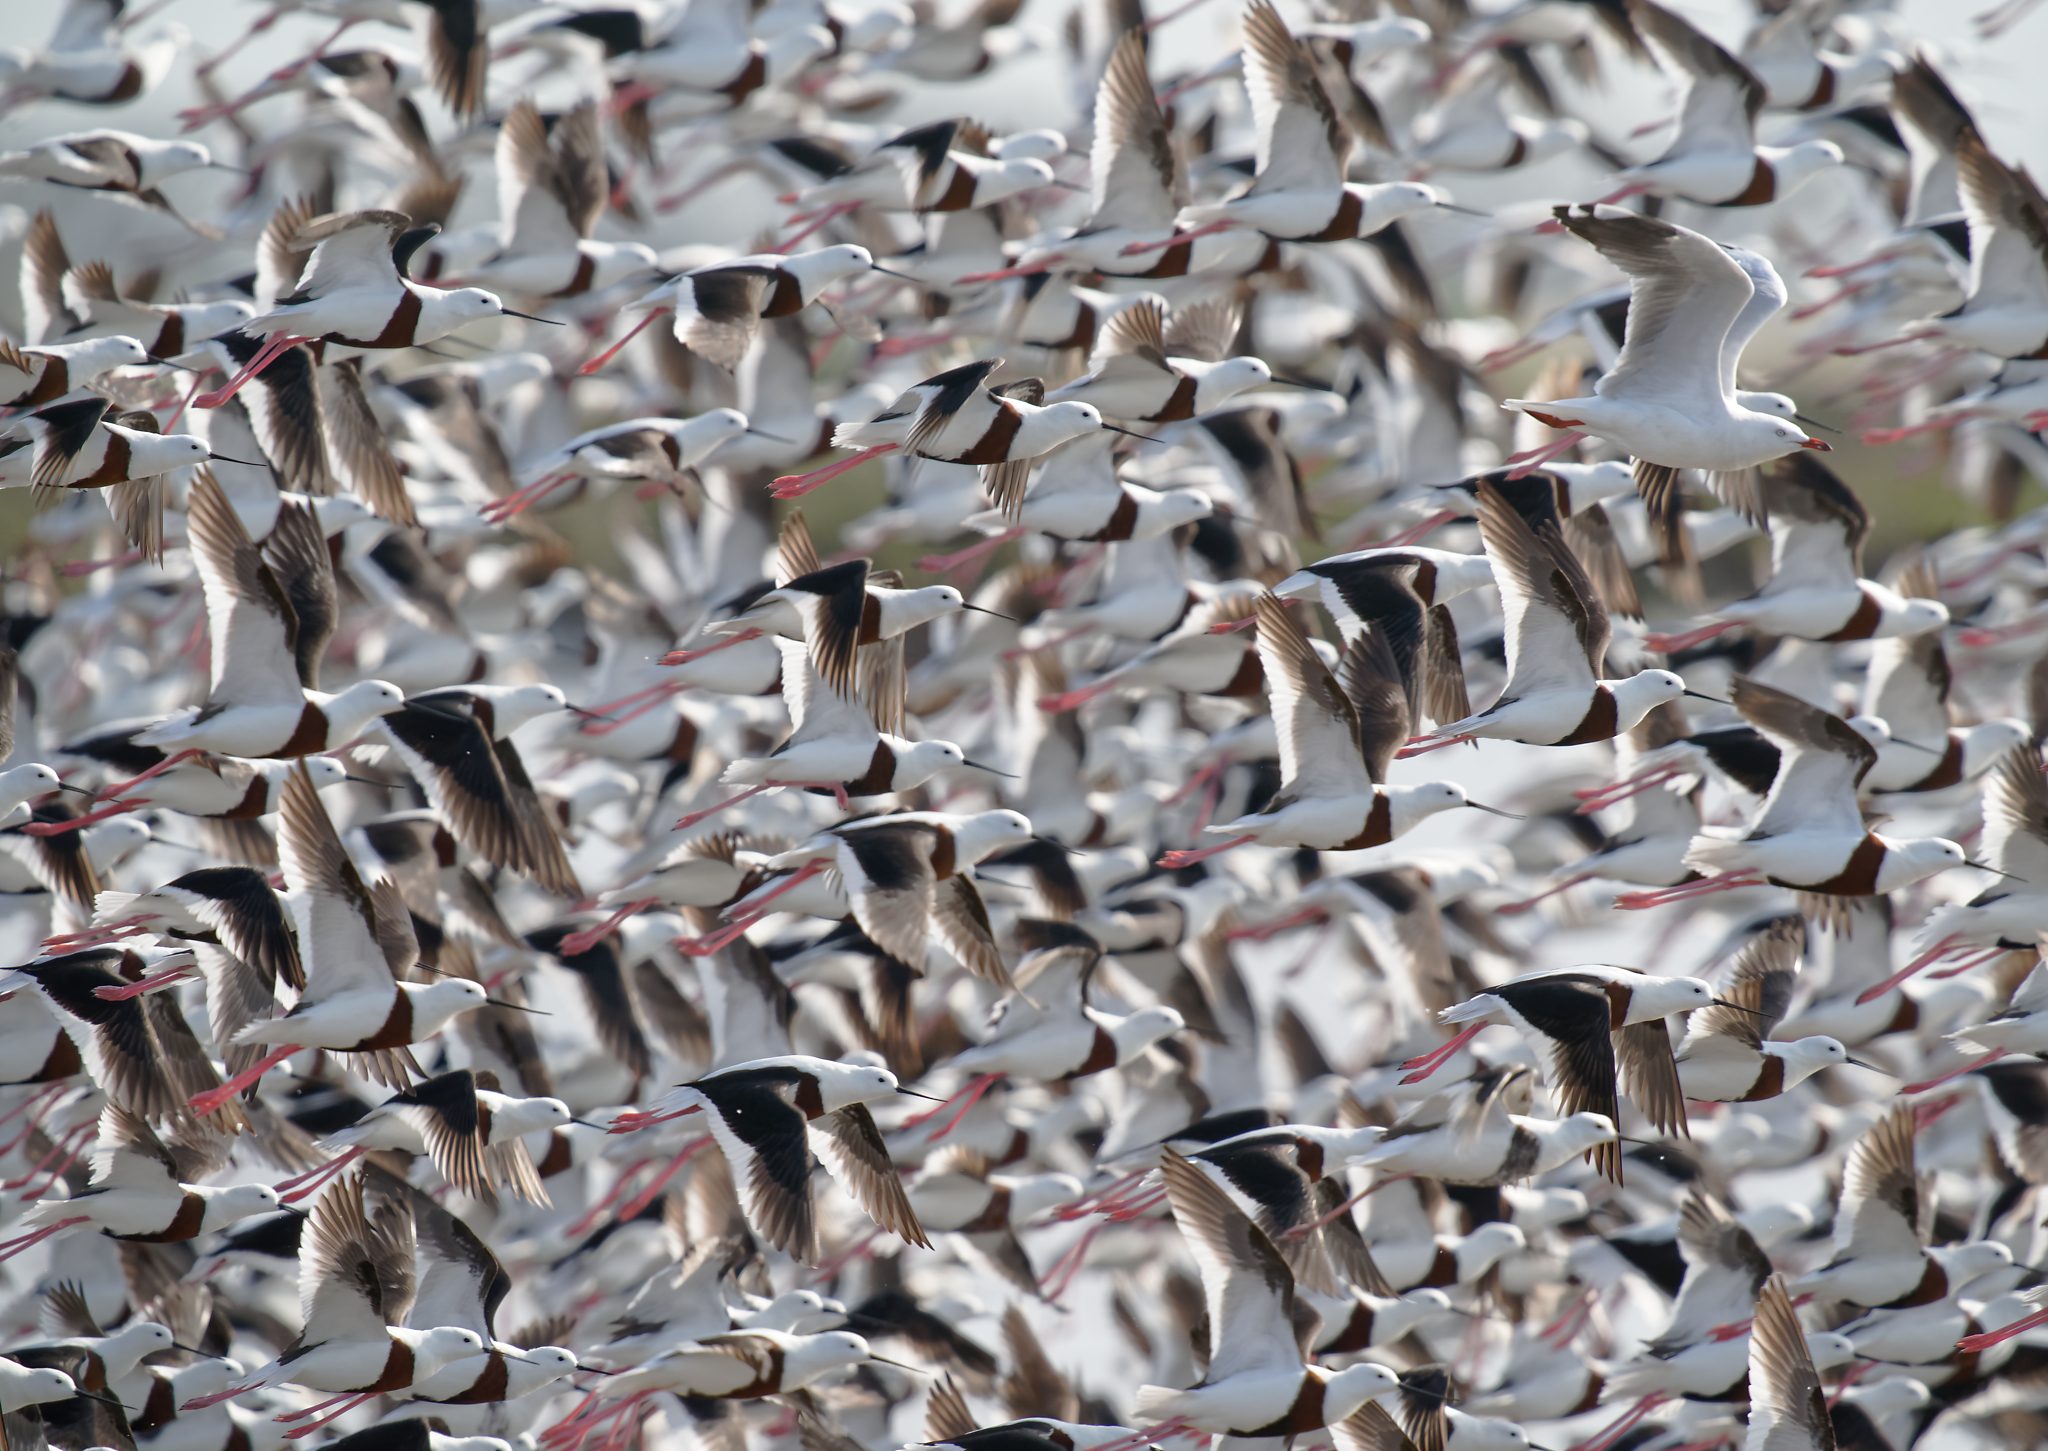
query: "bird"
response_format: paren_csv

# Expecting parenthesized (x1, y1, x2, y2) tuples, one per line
(1674, 921, 1874, 1101)
(1501, 207, 1831, 484)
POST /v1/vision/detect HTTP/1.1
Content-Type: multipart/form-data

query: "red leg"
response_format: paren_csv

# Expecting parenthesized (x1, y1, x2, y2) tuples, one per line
(770, 443, 900, 498)
(0, 1216, 89, 1261)
(1853, 933, 1962, 1005)
(1157, 834, 1256, 869)
(610, 1136, 712, 1223)
(195, 334, 309, 408)
(1399, 1022, 1487, 1082)
(190, 1043, 301, 1115)
(282, 1391, 375, 1438)
(919, 529, 1025, 577)
(1643, 620, 1737, 654)
(1496, 873, 1592, 916)
(1902, 1049, 2009, 1096)
(1502, 430, 1587, 478)
(94, 748, 204, 802)
(561, 900, 660, 957)
(900, 1074, 1002, 1139)
(1120, 219, 1235, 255)
(1959, 1304, 2048, 1352)
(661, 628, 761, 667)
(674, 784, 772, 831)
(580, 309, 672, 375)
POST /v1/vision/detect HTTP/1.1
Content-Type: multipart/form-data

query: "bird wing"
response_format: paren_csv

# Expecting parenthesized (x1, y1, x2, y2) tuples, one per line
(1957, 132, 2048, 316)
(1336, 625, 1413, 786)
(1734, 677, 1873, 842)
(1745, 1275, 1836, 1451)
(1615, 1018, 1689, 1143)
(815, 1104, 932, 1249)
(287, 210, 411, 299)
(1158, 1149, 1303, 1383)
(389, 1070, 493, 1205)
(184, 471, 307, 713)
(498, 100, 595, 252)
(1760, 455, 1866, 594)
(87, 1102, 181, 1193)
(1477, 481, 1606, 696)
(1331, 1403, 1419, 1451)
(1831, 1106, 1922, 1262)
(786, 558, 871, 700)
(1629, 0, 1763, 156)
(299, 1169, 414, 1345)
(1686, 923, 1799, 1050)
(408, 1191, 507, 1336)
(1240, 0, 1348, 197)
(837, 822, 942, 970)
(1654, 1189, 1772, 1353)
(777, 510, 824, 583)
(1255, 592, 1373, 799)
(1982, 746, 2048, 886)
(1556, 205, 1755, 408)
(278, 764, 403, 1006)
(931, 874, 1011, 987)
(261, 497, 338, 690)
(1090, 28, 1184, 230)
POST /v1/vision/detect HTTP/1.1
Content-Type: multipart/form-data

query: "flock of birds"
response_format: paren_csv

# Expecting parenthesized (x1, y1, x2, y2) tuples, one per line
(13, 0, 2048, 1448)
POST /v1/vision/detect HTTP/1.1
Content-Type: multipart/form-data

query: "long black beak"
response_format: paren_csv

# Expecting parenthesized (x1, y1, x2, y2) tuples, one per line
(148, 356, 195, 371)
(207, 452, 266, 467)
(897, 1088, 948, 1102)
(1683, 689, 1731, 704)
(871, 265, 923, 283)
(864, 1352, 929, 1377)
(962, 603, 1020, 621)
(1031, 834, 1082, 855)
(1969, 860, 2024, 880)
(1845, 1057, 1890, 1074)
(1268, 374, 1328, 390)
(962, 758, 1020, 778)
(1794, 412, 1840, 435)
(1464, 800, 1524, 818)
(568, 705, 613, 721)
(746, 427, 797, 443)
(172, 1342, 210, 1355)
(51, 782, 95, 796)
(342, 774, 390, 787)
(503, 309, 565, 325)
(1435, 202, 1490, 219)
(570, 1117, 610, 1129)
(1102, 423, 1158, 442)
(486, 997, 552, 1014)
(1891, 736, 1946, 755)
(1713, 998, 1769, 1015)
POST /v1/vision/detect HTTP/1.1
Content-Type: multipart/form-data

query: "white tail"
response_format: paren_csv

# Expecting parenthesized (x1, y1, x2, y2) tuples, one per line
(1131, 1385, 1187, 1420)
(1437, 996, 1498, 1026)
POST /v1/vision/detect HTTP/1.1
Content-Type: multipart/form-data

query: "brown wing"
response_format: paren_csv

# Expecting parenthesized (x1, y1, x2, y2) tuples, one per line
(1561, 503, 1641, 621)
(1614, 1019, 1689, 1142)
(1693, 919, 1802, 1047)
(777, 509, 824, 583)
(931, 874, 1011, 987)
(1747, 1275, 1836, 1451)
(814, 1103, 930, 1248)
(323, 358, 417, 526)
(1337, 627, 1411, 784)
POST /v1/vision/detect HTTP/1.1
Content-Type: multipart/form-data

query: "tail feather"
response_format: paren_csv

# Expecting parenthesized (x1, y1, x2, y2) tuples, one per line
(1437, 996, 1498, 1025)
(1131, 1386, 1187, 1420)
(1680, 834, 1750, 874)
(93, 889, 140, 924)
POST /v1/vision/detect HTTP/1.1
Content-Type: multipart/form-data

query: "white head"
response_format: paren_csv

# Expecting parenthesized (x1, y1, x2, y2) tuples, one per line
(1805, 1330, 1858, 1372)
(1152, 488, 1213, 530)
(0, 763, 65, 809)
(897, 584, 970, 630)
(1630, 974, 1718, 1020)
(1323, 1361, 1403, 1421)
(1778, 139, 1847, 192)
(1886, 597, 1950, 638)
(500, 1096, 574, 1134)
(983, 158, 1057, 206)
(1364, 181, 1451, 228)
(216, 1182, 285, 1221)
(901, 738, 969, 786)
(438, 287, 516, 327)
(88, 335, 153, 370)
(418, 977, 490, 1031)
(302, 757, 350, 790)
(677, 408, 751, 464)
(492, 683, 570, 733)
(1109, 1004, 1185, 1057)
(816, 1060, 904, 1112)
(1875, 836, 1967, 892)
(334, 679, 409, 725)
(790, 1330, 876, 1378)
(1843, 714, 1892, 753)
(4, 1365, 78, 1409)
(1747, 413, 1831, 458)
(141, 139, 214, 180)
(512, 1346, 580, 1379)
(1613, 668, 1689, 727)
(1010, 1172, 1086, 1221)
(1775, 1035, 1851, 1086)
(1193, 356, 1273, 407)
(1036, 400, 1116, 448)
(790, 244, 877, 297)
(955, 808, 1034, 862)
(417, 1326, 490, 1366)
(1548, 1114, 1619, 1163)
(148, 433, 215, 470)
(1937, 1239, 2015, 1286)
(110, 1322, 175, 1359)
